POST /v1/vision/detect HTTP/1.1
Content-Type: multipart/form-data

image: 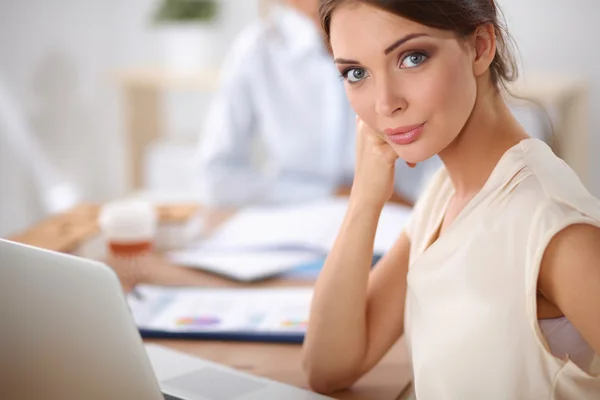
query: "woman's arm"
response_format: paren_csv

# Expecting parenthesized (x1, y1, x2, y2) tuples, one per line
(302, 118, 410, 394)
(302, 210, 410, 393)
(538, 223, 600, 354)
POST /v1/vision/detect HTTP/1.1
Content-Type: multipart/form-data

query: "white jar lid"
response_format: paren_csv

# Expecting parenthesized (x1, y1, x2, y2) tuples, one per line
(98, 200, 157, 243)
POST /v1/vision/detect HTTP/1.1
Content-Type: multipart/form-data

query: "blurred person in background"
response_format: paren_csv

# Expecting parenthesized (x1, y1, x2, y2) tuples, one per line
(196, 0, 440, 208)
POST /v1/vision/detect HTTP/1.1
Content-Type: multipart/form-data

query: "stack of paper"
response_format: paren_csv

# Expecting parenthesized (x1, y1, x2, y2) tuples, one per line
(168, 197, 412, 281)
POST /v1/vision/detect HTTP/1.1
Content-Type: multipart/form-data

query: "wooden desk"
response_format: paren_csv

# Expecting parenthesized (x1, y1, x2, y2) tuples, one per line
(8, 206, 414, 400)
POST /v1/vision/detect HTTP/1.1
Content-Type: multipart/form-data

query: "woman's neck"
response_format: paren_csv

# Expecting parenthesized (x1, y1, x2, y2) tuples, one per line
(438, 82, 529, 198)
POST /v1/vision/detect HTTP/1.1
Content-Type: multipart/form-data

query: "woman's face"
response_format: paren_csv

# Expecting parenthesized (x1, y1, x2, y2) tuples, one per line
(329, 3, 479, 163)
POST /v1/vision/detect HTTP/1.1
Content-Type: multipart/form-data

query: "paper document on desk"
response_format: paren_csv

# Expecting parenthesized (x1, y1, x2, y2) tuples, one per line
(167, 198, 411, 280)
(190, 197, 411, 254)
(169, 249, 323, 282)
(128, 285, 312, 343)
(195, 199, 346, 253)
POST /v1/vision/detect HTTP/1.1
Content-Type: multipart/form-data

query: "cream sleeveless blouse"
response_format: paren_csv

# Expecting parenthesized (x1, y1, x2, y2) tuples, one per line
(404, 138, 600, 399)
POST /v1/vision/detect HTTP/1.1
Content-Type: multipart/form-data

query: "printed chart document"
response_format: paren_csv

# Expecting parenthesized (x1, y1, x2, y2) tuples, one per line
(128, 285, 312, 343)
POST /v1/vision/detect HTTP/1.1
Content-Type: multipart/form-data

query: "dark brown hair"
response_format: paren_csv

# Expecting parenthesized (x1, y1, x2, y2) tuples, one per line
(319, 0, 519, 91)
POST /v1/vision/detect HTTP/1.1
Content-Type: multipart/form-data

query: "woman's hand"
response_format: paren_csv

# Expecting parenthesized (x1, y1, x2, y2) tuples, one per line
(351, 117, 400, 207)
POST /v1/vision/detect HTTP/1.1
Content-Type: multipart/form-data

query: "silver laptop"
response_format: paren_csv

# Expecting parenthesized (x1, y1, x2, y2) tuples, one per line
(0, 239, 330, 400)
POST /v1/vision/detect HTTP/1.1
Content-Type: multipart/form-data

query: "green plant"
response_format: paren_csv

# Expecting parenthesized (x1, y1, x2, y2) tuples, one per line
(153, 0, 219, 23)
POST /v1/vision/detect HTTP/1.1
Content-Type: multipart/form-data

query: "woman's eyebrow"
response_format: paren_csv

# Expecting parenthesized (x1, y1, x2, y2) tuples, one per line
(334, 58, 359, 64)
(384, 33, 430, 55)
(334, 33, 430, 64)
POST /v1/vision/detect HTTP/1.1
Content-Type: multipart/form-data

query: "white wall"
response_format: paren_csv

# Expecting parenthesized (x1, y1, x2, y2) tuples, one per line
(0, 0, 598, 235)
(498, 0, 600, 196)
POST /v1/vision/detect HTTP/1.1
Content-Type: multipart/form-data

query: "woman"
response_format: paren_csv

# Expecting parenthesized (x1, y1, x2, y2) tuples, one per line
(197, 0, 438, 207)
(302, 1, 600, 398)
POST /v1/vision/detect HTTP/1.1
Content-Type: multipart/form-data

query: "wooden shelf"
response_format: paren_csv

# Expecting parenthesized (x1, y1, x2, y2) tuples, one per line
(115, 67, 221, 91)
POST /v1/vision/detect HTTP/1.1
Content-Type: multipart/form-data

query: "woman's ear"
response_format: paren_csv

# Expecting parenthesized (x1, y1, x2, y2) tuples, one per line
(472, 24, 497, 77)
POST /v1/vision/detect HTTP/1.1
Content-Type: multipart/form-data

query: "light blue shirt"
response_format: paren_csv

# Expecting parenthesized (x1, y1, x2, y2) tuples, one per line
(197, 6, 441, 207)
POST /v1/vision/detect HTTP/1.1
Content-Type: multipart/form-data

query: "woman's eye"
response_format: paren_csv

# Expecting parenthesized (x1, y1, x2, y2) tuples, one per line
(343, 68, 369, 83)
(400, 52, 428, 69)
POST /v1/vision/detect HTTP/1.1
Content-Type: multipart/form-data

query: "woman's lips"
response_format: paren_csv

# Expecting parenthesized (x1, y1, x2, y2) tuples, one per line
(383, 123, 425, 145)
